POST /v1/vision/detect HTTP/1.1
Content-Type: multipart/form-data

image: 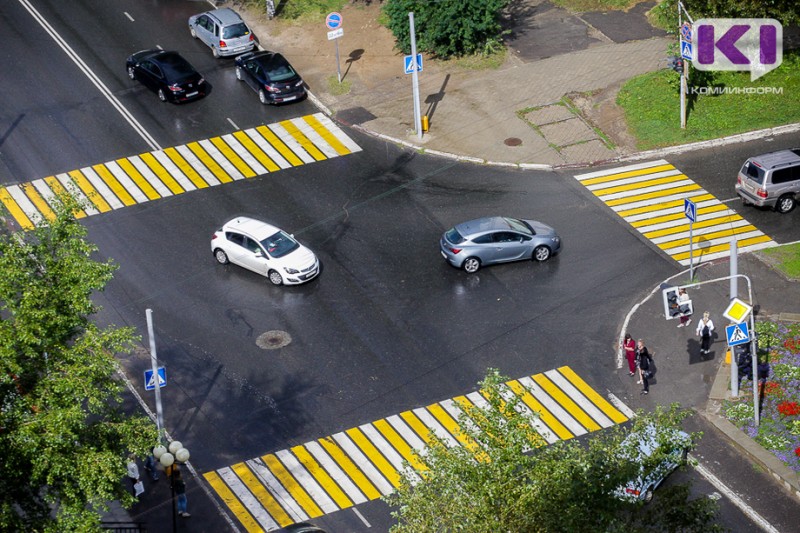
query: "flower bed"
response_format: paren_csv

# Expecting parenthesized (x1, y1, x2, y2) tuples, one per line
(723, 321, 800, 474)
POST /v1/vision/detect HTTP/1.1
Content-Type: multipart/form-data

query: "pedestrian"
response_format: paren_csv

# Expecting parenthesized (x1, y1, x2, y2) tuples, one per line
(696, 311, 715, 354)
(676, 288, 692, 328)
(173, 468, 190, 518)
(636, 339, 653, 395)
(622, 333, 637, 376)
(126, 454, 142, 497)
(143, 447, 159, 481)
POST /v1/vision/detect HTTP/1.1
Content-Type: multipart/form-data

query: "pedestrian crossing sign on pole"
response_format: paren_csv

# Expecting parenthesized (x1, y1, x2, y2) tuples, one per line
(404, 53, 423, 74)
(726, 322, 750, 346)
(144, 367, 167, 391)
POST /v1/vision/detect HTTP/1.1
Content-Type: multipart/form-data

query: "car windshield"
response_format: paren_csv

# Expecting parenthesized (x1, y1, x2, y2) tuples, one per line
(222, 23, 249, 39)
(445, 227, 465, 244)
(504, 217, 533, 235)
(266, 59, 297, 82)
(261, 231, 299, 258)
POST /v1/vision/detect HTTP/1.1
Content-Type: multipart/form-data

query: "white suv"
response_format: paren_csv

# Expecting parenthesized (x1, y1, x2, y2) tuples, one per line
(189, 8, 256, 58)
(211, 217, 319, 286)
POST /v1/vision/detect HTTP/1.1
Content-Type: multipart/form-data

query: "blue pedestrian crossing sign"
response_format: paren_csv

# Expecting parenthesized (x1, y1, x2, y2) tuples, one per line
(404, 54, 423, 74)
(144, 367, 167, 390)
(681, 40, 693, 61)
(726, 322, 750, 347)
(684, 198, 697, 222)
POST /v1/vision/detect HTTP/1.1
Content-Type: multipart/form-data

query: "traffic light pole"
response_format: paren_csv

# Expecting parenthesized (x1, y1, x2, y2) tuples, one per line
(678, 1, 686, 129)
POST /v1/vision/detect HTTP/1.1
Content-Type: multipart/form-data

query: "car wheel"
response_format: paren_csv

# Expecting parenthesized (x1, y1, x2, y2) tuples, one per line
(157, 89, 167, 102)
(212, 46, 220, 58)
(533, 245, 551, 262)
(776, 195, 796, 213)
(236, 66, 244, 81)
(463, 257, 481, 274)
(642, 488, 654, 504)
(127, 66, 136, 80)
(190, 26, 197, 39)
(214, 249, 229, 265)
(259, 89, 268, 105)
(268, 270, 283, 286)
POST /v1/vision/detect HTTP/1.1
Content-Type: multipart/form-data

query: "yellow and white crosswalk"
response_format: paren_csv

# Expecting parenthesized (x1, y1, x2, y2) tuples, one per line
(204, 366, 630, 532)
(574, 160, 776, 265)
(0, 113, 361, 230)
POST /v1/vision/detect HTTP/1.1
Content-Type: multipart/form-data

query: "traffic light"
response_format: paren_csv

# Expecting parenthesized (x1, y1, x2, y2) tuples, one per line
(667, 55, 684, 73)
(661, 284, 693, 320)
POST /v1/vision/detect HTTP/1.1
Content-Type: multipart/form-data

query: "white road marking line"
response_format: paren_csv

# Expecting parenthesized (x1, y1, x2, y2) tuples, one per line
(227, 117, 239, 130)
(693, 461, 781, 533)
(124, 11, 134, 22)
(17, 0, 160, 150)
(352, 507, 371, 527)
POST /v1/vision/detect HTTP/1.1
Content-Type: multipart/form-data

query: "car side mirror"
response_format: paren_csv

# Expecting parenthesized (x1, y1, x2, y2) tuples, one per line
(254, 249, 263, 257)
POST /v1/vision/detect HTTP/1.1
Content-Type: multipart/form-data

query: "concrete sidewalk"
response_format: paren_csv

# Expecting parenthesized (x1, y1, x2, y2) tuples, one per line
(621, 253, 800, 502)
(250, 0, 672, 167)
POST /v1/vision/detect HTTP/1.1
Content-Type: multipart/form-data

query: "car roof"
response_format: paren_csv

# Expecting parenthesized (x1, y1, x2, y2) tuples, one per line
(456, 216, 516, 236)
(245, 51, 288, 65)
(749, 149, 800, 170)
(223, 217, 280, 240)
(205, 8, 245, 25)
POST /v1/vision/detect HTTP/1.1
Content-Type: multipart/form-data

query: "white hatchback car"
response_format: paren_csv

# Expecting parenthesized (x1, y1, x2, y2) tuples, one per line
(211, 217, 319, 286)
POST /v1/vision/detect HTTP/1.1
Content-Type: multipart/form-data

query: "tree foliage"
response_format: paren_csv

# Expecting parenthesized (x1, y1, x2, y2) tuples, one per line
(385, 369, 721, 532)
(651, 0, 800, 31)
(382, 0, 512, 58)
(0, 197, 157, 532)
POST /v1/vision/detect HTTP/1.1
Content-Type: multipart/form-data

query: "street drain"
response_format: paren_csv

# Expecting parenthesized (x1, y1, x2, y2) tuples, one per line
(257, 330, 292, 350)
(504, 137, 522, 146)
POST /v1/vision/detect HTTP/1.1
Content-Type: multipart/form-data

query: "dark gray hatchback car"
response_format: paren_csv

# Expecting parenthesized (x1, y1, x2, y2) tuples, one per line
(439, 216, 561, 273)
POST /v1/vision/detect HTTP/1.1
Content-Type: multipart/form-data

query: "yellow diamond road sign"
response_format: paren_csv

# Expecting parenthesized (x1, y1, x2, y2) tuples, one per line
(723, 297, 753, 324)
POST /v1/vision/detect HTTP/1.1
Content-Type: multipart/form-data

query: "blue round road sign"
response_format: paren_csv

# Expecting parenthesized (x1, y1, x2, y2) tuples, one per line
(326, 12, 342, 30)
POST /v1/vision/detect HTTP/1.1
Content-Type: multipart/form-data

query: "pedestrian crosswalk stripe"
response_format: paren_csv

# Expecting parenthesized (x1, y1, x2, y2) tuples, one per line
(205, 470, 265, 533)
(204, 367, 629, 532)
(0, 113, 361, 229)
(574, 160, 776, 265)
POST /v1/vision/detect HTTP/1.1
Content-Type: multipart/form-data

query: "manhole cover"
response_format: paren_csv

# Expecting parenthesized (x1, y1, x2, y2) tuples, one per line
(256, 330, 292, 350)
(504, 137, 522, 146)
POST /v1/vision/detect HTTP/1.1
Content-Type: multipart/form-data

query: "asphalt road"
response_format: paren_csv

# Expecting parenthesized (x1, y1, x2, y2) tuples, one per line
(4, 1, 800, 532)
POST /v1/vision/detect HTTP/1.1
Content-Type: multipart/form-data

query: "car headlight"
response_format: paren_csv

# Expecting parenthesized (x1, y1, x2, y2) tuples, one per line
(552, 236, 560, 242)
(284, 267, 299, 274)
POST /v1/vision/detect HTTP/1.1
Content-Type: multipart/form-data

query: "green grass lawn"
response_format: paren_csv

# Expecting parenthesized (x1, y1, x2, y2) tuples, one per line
(760, 243, 800, 280)
(617, 51, 800, 150)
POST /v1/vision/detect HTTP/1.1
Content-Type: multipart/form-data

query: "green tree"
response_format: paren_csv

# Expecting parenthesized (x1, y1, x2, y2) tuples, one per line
(0, 197, 157, 532)
(652, 0, 800, 30)
(385, 369, 721, 532)
(383, 0, 512, 58)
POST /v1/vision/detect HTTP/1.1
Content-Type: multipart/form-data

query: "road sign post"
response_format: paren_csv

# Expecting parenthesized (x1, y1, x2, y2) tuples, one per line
(684, 198, 696, 280)
(146, 309, 166, 443)
(326, 12, 343, 83)
(408, 12, 422, 139)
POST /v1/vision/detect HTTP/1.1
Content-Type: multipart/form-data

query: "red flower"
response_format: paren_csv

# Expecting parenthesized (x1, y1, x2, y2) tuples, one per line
(764, 381, 782, 396)
(778, 401, 800, 416)
(796, 447, 800, 458)
(784, 338, 800, 354)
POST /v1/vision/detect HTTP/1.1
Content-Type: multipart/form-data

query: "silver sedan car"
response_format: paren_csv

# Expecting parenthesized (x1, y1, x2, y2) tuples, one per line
(439, 216, 561, 273)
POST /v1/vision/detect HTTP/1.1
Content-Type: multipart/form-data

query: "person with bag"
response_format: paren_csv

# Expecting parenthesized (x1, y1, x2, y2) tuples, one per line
(696, 311, 715, 354)
(622, 333, 637, 376)
(126, 454, 143, 498)
(636, 339, 653, 395)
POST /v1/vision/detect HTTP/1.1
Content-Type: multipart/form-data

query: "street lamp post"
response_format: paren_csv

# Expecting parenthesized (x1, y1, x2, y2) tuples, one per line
(154, 441, 191, 532)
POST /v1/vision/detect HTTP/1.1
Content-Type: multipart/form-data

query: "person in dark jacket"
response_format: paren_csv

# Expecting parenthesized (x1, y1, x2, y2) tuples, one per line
(636, 339, 653, 395)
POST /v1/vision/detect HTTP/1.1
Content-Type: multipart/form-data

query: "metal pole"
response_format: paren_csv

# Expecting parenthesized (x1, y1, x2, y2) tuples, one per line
(335, 39, 341, 83)
(751, 311, 759, 425)
(730, 239, 738, 398)
(409, 12, 422, 139)
(679, 1, 686, 129)
(146, 309, 166, 444)
(688, 219, 694, 281)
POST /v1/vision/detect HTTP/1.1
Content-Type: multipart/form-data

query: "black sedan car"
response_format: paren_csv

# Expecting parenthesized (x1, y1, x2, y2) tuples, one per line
(126, 49, 207, 103)
(234, 51, 306, 105)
